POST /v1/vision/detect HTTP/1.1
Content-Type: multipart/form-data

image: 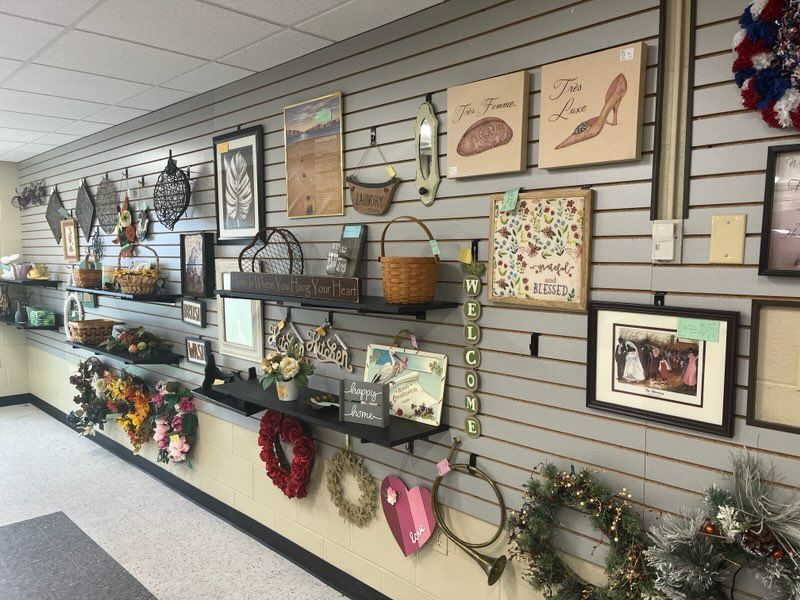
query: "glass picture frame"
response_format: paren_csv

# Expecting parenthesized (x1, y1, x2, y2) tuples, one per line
(759, 143, 800, 276)
(215, 258, 263, 362)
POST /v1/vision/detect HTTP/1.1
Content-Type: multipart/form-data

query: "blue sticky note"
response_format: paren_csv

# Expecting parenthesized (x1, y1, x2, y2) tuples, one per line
(343, 225, 362, 238)
(677, 318, 720, 343)
(501, 188, 520, 212)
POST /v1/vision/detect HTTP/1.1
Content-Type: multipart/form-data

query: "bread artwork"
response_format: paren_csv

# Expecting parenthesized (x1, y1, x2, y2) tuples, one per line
(456, 117, 513, 156)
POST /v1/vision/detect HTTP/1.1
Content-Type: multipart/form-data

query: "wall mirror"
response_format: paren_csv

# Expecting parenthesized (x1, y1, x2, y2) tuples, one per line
(215, 258, 263, 362)
(415, 101, 440, 206)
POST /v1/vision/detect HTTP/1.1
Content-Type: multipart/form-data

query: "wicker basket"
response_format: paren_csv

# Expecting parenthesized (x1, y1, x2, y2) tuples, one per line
(68, 319, 116, 345)
(72, 252, 102, 289)
(115, 244, 159, 295)
(379, 216, 439, 304)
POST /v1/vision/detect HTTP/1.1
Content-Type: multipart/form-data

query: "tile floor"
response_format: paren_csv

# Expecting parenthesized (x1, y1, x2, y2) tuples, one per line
(0, 404, 344, 600)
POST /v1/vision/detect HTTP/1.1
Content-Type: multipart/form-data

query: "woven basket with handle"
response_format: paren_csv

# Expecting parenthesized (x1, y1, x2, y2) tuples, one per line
(379, 216, 439, 304)
(68, 319, 116, 346)
(72, 251, 102, 289)
(115, 244, 160, 295)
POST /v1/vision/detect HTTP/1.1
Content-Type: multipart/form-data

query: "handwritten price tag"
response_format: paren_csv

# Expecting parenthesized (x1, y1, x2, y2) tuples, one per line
(429, 239, 441, 256)
(501, 187, 520, 212)
(677, 318, 720, 342)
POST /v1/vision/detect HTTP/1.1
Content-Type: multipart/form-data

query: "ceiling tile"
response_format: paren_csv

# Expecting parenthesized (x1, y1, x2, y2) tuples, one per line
(207, 0, 344, 26)
(164, 62, 253, 93)
(0, 110, 72, 131)
(0, 13, 63, 61)
(5, 64, 151, 104)
(36, 30, 205, 85)
(0, 127, 42, 143)
(0, 140, 23, 152)
(85, 105, 149, 125)
(0, 57, 23, 81)
(297, 0, 441, 41)
(56, 120, 111, 135)
(0, 0, 99, 25)
(32, 132, 81, 145)
(119, 87, 194, 111)
(0, 88, 107, 119)
(0, 149, 38, 162)
(13, 142, 57, 157)
(222, 29, 329, 71)
(76, 0, 280, 59)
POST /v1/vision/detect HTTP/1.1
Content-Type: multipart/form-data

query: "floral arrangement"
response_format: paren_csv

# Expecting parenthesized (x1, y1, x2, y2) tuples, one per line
(67, 358, 112, 435)
(101, 370, 154, 451)
(150, 381, 197, 465)
(258, 341, 314, 389)
(733, 0, 800, 129)
(112, 194, 137, 256)
(257, 410, 315, 499)
(100, 326, 171, 358)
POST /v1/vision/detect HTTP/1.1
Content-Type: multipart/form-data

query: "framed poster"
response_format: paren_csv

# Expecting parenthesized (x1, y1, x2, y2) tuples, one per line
(212, 125, 265, 243)
(488, 187, 591, 312)
(180, 232, 215, 298)
(538, 42, 646, 169)
(363, 344, 447, 426)
(185, 336, 210, 366)
(181, 298, 206, 328)
(60, 218, 80, 262)
(747, 299, 800, 434)
(759, 144, 800, 275)
(587, 302, 738, 437)
(446, 71, 529, 178)
(215, 258, 263, 362)
(284, 92, 343, 218)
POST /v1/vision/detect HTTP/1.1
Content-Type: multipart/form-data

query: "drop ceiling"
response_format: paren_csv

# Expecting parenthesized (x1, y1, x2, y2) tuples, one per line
(0, 0, 442, 163)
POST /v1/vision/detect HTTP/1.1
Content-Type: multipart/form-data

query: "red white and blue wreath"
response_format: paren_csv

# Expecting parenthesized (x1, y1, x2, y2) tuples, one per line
(733, 0, 800, 128)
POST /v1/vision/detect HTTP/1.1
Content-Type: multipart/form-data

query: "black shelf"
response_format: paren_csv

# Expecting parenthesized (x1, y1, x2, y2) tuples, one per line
(67, 340, 183, 366)
(1, 278, 58, 288)
(193, 379, 448, 448)
(0, 313, 62, 331)
(214, 289, 458, 320)
(65, 285, 181, 303)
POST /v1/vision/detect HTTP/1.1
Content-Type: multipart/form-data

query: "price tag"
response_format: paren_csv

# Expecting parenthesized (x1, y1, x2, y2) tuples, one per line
(458, 246, 473, 264)
(501, 187, 520, 212)
(620, 47, 634, 61)
(429, 239, 440, 256)
(315, 325, 327, 336)
(677, 318, 720, 342)
(447, 165, 457, 177)
(315, 108, 332, 124)
(57, 207, 71, 219)
(436, 459, 451, 476)
(276, 320, 285, 331)
(170, 433, 180, 444)
(216, 142, 228, 154)
(343, 225, 362, 238)
(385, 164, 397, 178)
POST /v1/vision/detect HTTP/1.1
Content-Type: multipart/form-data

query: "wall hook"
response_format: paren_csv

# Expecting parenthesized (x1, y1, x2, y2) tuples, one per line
(469, 453, 478, 469)
(327, 311, 334, 328)
(471, 239, 479, 263)
(369, 126, 377, 147)
(122, 168, 129, 180)
(425, 92, 433, 104)
(529, 332, 540, 357)
(654, 291, 667, 307)
(237, 124, 242, 132)
(405, 441, 415, 455)
(286, 307, 292, 321)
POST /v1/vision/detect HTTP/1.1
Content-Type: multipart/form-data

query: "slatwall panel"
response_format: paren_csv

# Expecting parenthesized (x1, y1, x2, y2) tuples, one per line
(20, 0, 794, 586)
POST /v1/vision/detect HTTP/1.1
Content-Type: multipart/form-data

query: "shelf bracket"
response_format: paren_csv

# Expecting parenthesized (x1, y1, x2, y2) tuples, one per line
(654, 291, 667, 306)
(405, 441, 415, 455)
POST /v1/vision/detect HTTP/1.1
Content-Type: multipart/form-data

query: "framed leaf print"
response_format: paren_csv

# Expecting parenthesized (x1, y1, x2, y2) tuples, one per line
(215, 258, 263, 362)
(213, 126, 265, 243)
(488, 187, 591, 312)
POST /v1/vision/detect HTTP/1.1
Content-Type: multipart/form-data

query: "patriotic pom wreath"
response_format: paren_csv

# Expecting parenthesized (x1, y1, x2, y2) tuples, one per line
(733, 0, 800, 128)
(258, 410, 315, 499)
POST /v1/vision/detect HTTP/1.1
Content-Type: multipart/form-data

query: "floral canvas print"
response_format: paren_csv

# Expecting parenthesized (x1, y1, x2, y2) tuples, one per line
(488, 187, 591, 311)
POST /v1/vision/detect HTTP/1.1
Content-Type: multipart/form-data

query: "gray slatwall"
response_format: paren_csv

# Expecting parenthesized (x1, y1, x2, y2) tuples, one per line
(14, 1, 793, 592)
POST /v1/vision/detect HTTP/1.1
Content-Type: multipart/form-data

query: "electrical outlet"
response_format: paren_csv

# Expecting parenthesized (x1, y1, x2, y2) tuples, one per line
(432, 529, 448, 555)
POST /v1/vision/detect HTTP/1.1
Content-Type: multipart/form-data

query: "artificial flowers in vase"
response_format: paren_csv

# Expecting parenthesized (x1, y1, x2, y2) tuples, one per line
(259, 341, 314, 401)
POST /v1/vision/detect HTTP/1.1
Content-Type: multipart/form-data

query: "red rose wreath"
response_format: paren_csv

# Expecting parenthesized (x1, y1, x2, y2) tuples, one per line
(258, 410, 315, 499)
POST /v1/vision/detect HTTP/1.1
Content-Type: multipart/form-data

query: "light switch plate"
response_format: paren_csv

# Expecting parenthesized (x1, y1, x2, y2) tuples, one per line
(710, 214, 746, 264)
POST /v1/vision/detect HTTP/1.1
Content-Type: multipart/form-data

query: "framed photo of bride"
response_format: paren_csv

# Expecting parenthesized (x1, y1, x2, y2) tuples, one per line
(586, 302, 738, 437)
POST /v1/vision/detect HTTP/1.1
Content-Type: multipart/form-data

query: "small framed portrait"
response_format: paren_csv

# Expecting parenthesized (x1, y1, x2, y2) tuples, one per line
(185, 336, 210, 366)
(587, 302, 738, 437)
(180, 232, 215, 298)
(181, 298, 206, 328)
(60, 218, 80, 261)
(759, 143, 800, 275)
(212, 125, 265, 243)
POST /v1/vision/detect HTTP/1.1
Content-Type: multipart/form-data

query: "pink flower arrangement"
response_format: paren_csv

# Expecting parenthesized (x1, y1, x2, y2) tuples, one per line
(168, 435, 190, 462)
(153, 416, 170, 449)
(176, 397, 194, 414)
(171, 413, 183, 433)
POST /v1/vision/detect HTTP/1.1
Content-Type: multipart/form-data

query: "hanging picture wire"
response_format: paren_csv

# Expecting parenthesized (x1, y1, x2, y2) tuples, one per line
(153, 150, 191, 231)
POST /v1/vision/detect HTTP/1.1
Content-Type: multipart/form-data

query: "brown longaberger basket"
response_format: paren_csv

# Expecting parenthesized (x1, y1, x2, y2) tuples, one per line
(115, 244, 160, 295)
(379, 216, 439, 304)
(72, 252, 102, 289)
(68, 319, 116, 346)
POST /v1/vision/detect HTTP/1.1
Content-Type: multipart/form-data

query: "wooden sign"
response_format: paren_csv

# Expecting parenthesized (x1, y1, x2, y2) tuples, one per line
(185, 337, 210, 366)
(339, 380, 389, 428)
(181, 299, 206, 328)
(229, 272, 360, 303)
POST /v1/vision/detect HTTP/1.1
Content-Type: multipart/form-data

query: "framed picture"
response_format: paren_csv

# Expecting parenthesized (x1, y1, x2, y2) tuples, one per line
(215, 258, 263, 362)
(587, 302, 738, 437)
(759, 143, 800, 275)
(180, 232, 215, 297)
(747, 299, 800, 434)
(212, 125, 265, 243)
(538, 42, 646, 169)
(181, 298, 206, 328)
(488, 187, 592, 312)
(284, 92, 344, 218)
(60, 218, 80, 261)
(446, 71, 529, 178)
(363, 344, 447, 426)
(185, 336, 210, 366)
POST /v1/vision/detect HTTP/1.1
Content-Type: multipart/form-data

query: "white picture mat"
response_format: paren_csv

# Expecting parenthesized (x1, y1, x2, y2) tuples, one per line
(215, 258, 263, 362)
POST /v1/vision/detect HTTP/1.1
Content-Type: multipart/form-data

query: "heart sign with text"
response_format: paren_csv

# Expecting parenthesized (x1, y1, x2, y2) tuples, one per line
(380, 475, 436, 556)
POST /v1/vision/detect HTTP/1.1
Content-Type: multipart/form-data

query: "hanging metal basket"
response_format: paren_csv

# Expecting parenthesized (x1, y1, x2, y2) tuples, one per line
(239, 227, 304, 274)
(95, 176, 118, 234)
(153, 151, 190, 231)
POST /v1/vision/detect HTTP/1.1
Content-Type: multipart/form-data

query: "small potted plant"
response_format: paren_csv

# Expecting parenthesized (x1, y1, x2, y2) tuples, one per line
(259, 341, 314, 402)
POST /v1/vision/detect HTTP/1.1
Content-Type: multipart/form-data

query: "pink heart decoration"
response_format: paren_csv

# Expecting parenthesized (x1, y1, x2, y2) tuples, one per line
(380, 475, 436, 556)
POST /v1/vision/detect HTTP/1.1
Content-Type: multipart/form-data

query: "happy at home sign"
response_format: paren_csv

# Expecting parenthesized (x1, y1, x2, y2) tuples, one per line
(230, 272, 360, 303)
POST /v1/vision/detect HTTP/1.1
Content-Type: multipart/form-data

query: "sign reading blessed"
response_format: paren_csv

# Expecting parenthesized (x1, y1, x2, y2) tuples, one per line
(339, 380, 389, 428)
(229, 272, 359, 302)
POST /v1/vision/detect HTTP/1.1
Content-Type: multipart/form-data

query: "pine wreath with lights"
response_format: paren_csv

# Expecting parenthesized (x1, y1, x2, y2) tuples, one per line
(507, 463, 656, 599)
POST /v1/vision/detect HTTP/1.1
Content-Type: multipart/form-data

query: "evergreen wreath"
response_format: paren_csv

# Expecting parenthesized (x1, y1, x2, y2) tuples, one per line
(326, 449, 377, 527)
(507, 463, 656, 599)
(257, 410, 315, 499)
(646, 451, 800, 600)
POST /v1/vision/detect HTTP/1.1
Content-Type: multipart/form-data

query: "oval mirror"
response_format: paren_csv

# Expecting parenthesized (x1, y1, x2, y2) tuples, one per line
(418, 118, 432, 179)
(415, 101, 440, 206)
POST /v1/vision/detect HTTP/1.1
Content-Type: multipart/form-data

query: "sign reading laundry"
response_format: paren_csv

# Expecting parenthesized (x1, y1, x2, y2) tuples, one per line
(229, 272, 360, 302)
(346, 175, 400, 215)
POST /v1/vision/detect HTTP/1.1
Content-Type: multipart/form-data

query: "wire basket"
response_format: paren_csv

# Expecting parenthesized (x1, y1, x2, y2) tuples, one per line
(115, 244, 160, 295)
(380, 216, 439, 304)
(239, 228, 304, 274)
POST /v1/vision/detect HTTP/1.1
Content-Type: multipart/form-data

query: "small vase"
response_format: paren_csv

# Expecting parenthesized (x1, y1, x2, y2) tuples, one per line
(14, 301, 26, 324)
(275, 378, 299, 402)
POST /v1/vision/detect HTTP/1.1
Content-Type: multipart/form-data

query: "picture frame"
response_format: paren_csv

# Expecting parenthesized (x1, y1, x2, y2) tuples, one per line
(215, 258, 263, 362)
(446, 71, 529, 178)
(747, 299, 800, 434)
(181, 298, 206, 328)
(284, 92, 344, 218)
(758, 143, 800, 276)
(185, 336, 210, 366)
(180, 232, 215, 298)
(488, 187, 592, 312)
(212, 125, 265, 243)
(60, 218, 80, 262)
(363, 343, 447, 426)
(339, 380, 390, 428)
(587, 302, 738, 437)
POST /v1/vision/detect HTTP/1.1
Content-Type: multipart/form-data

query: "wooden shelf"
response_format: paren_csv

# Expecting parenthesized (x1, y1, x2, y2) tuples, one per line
(214, 289, 457, 320)
(65, 285, 181, 303)
(1, 278, 59, 288)
(193, 379, 448, 448)
(0, 313, 62, 331)
(67, 340, 183, 365)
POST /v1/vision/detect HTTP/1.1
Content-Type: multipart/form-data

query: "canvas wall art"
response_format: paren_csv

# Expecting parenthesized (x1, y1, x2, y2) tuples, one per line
(180, 232, 215, 298)
(538, 42, 646, 169)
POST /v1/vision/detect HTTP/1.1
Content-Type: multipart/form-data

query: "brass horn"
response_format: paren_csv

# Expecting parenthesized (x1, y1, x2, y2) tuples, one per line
(431, 437, 507, 586)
